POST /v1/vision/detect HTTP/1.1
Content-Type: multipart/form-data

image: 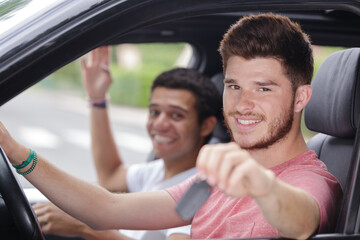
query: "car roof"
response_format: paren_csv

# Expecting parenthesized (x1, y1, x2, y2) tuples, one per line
(0, 0, 359, 106)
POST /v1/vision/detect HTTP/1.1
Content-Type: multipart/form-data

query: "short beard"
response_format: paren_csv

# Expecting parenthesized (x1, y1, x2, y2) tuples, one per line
(224, 100, 294, 150)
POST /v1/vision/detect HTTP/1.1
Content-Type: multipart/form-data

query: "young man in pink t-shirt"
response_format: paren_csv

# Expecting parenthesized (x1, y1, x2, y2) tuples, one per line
(0, 13, 342, 240)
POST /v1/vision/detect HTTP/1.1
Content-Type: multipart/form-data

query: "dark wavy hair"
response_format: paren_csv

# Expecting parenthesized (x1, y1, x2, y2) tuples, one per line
(219, 13, 314, 91)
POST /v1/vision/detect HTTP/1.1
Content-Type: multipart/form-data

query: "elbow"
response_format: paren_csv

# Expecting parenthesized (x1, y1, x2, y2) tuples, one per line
(280, 221, 318, 240)
(294, 231, 316, 240)
(280, 230, 314, 240)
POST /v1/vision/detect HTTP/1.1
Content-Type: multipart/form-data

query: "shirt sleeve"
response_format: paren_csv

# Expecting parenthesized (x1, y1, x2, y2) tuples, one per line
(279, 168, 343, 233)
(126, 163, 147, 192)
(166, 175, 198, 202)
(126, 160, 165, 192)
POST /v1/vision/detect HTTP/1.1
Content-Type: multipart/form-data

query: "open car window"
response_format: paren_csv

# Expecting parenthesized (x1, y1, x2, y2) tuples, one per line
(0, 42, 193, 188)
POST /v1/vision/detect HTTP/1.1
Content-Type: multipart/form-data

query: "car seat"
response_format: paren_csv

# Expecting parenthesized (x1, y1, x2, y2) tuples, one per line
(208, 72, 231, 144)
(305, 48, 360, 234)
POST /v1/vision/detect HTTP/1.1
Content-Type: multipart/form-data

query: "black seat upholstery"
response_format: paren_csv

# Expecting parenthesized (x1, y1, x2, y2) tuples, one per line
(208, 72, 231, 144)
(305, 48, 360, 233)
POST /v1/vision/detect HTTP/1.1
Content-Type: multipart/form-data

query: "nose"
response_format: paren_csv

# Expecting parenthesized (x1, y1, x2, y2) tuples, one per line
(153, 112, 171, 130)
(236, 90, 255, 112)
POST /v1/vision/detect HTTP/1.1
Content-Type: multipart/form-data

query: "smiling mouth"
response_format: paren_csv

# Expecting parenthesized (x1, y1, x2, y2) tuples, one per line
(237, 119, 262, 125)
(154, 135, 173, 143)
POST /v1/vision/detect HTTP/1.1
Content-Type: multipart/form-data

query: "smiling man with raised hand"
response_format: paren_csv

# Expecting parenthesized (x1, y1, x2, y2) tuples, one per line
(0, 13, 342, 240)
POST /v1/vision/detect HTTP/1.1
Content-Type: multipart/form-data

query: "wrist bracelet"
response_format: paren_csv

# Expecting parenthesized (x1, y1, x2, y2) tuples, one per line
(17, 150, 37, 176)
(12, 148, 34, 169)
(88, 95, 109, 108)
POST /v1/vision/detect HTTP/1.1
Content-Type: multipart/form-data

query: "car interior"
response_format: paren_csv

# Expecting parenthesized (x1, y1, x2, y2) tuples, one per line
(0, 1, 360, 239)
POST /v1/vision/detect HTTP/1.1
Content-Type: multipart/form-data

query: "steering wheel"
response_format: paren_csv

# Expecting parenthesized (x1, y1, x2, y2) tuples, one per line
(0, 146, 44, 240)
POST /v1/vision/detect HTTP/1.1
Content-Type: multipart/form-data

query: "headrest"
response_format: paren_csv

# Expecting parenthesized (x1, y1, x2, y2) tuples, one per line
(210, 72, 225, 96)
(305, 48, 360, 138)
(209, 72, 230, 143)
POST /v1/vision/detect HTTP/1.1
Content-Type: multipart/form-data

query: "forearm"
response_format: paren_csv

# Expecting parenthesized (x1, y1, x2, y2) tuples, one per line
(90, 107, 127, 191)
(255, 178, 320, 239)
(22, 155, 185, 230)
(25, 155, 119, 230)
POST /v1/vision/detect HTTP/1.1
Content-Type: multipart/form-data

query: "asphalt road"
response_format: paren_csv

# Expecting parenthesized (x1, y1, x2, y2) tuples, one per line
(0, 88, 151, 188)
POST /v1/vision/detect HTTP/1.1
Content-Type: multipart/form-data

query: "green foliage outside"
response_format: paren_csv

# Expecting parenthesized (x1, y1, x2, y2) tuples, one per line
(40, 43, 186, 108)
(109, 43, 186, 107)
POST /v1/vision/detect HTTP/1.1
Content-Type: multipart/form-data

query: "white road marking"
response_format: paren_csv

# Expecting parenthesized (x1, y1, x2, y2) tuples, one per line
(64, 129, 90, 149)
(17, 126, 151, 154)
(18, 126, 61, 149)
(64, 128, 152, 153)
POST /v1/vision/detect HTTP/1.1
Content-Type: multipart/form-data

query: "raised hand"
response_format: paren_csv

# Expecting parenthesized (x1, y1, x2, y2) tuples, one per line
(81, 46, 112, 100)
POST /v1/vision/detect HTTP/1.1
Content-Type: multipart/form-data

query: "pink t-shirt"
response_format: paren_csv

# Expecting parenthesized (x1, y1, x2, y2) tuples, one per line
(166, 151, 342, 239)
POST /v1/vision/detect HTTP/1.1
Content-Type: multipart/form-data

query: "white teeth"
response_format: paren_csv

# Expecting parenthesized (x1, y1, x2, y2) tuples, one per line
(154, 135, 172, 143)
(237, 119, 261, 125)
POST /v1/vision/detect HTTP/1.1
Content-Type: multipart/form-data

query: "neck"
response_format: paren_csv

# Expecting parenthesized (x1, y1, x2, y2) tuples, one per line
(162, 144, 202, 180)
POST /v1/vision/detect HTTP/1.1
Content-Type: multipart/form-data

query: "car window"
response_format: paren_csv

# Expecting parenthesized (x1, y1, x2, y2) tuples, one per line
(0, 42, 192, 188)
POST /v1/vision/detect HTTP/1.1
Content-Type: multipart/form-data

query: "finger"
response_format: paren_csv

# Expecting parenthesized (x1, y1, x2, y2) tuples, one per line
(99, 46, 111, 72)
(203, 147, 223, 185)
(33, 204, 49, 217)
(36, 215, 46, 226)
(217, 150, 243, 191)
(32, 202, 47, 209)
(81, 57, 88, 71)
(36, 214, 51, 230)
(33, 202, 56, 216)
(197, 143, 239, 186)
(197, 142, 238, 172)
(196, 144, 212, 174)
(40, 220, 52, 234)
(226, 162, 250, 197)
(92, 47, 99, 66)
(99, 46, 110, 66)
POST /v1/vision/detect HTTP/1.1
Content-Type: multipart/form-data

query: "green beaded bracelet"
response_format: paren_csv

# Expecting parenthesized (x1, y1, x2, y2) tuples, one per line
(12, 148, 34, 170)
(16, 151, 37, 176)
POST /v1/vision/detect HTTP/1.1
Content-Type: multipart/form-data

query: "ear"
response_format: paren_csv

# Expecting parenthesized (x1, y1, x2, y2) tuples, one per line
(200, 116, 217, 137)
(294, 85, 312, 113)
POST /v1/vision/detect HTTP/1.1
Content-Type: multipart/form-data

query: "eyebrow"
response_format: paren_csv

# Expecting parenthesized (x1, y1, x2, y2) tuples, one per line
(255, 80, 279, 87)
(224, 78, 279, 87)
(149, 103, 189, 113)
(224, 78, 236, 84)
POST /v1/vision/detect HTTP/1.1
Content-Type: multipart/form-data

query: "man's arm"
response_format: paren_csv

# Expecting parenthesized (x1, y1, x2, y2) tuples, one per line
(81, 46, 128, 192)
(0, 121, 188, 231)
(196, 143, 320, 239)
